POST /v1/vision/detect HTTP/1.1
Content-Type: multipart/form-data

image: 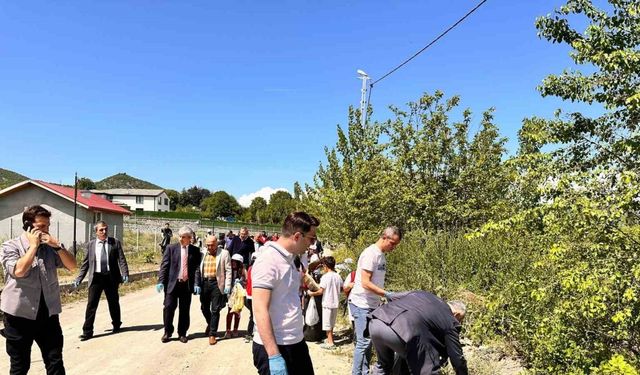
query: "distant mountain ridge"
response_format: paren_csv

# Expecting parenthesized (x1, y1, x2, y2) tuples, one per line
(0, 169, 161, 190)
(0, 168, 28, 189)
(96, 173, 162, 190)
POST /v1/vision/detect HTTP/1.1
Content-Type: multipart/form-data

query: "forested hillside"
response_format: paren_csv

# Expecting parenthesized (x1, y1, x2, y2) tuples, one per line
(0, 168, 28, 189)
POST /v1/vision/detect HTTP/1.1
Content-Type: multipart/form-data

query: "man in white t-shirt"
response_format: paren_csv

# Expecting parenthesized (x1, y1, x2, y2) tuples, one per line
(349, 226, 402, 375)
(252, 212, 320, 375)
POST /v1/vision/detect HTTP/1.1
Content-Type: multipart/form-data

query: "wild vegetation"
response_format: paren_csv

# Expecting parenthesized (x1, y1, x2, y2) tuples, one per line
(304, 1, 640, 373)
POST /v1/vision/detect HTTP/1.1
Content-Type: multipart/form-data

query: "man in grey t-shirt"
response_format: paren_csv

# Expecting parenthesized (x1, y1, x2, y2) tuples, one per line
(0, 205, 77, 374)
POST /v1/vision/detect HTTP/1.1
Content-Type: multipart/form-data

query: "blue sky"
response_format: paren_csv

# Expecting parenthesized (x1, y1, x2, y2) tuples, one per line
(0, 1, 591, 205)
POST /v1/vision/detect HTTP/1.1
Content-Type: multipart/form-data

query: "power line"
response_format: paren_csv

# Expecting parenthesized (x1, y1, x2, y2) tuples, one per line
(370, 0, 488, 87)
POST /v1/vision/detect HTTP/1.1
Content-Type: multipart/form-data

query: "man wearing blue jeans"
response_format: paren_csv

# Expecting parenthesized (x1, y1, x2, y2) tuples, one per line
(348, 226, 402, 375)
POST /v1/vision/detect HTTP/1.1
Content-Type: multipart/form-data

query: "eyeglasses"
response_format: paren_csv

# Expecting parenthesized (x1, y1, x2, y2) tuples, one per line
(301, 233, 317, 243)
(97, 228, 108, 232)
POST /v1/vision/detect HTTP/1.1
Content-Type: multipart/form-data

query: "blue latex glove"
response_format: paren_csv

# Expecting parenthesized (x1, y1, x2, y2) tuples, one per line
(122, 276, 129, 284)
(194, 286, 201, 295)
(156, 283, 164, 293)
(268, 354, 288, 375)
(224, 287, 230, 294)
(384, 291, 400, 301)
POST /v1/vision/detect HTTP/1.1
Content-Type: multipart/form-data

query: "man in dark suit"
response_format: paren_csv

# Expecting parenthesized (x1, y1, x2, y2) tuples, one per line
(156, 226, 202, 343)
(368, 291, 468, 375)
(74, 220, 129, 341)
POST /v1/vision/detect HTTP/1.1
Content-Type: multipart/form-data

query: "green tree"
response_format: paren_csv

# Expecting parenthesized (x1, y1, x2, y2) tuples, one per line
(309, 94, 512, 241)
(265, 191, 295, 224)
(77, 177, 96, 190)
(248, 196, 268, 224)
(200, 191, 241, 219)
(179, 186, 211, 209)
(165, 189, 180, 211)
(474, 1, 640, 372)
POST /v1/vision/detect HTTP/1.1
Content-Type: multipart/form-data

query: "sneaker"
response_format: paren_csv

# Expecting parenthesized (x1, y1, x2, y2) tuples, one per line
(244, 335, 252, 343)
(232, 330, 239, 338)
(223, 331, 231, 339)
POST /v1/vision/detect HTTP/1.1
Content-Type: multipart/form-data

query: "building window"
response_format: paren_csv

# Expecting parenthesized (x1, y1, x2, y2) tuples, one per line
(94, 212, 103, 222)
(136, 196, 144, 204)
(164, 198, 168, 205)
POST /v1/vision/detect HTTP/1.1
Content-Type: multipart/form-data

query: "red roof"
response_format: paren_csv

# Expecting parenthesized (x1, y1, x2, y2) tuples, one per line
(35, 180, 131, 215)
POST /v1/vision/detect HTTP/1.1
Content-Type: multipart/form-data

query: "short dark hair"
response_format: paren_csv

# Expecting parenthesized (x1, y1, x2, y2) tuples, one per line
(281, 212, 320, 236)
(22, 205, 51, 230)
(322, 256, 336, 271)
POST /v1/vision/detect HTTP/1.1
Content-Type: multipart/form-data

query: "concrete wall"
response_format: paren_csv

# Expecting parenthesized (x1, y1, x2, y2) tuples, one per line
(124, 217, 275, 238)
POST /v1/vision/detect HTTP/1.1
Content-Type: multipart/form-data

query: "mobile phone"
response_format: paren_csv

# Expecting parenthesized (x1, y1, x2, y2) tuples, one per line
(24, 220, 33, 232)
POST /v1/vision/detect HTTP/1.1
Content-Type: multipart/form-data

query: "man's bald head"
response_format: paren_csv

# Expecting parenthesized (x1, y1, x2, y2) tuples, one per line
(205, 235, 218, 254)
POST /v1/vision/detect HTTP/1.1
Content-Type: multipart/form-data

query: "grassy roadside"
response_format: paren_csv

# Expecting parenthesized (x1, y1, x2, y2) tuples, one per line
(60, 277, 157, 305)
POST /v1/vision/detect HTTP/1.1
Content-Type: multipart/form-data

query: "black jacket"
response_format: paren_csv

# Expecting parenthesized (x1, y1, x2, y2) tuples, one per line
(158, 243, 201, 293)
(370, 291, 468, 375)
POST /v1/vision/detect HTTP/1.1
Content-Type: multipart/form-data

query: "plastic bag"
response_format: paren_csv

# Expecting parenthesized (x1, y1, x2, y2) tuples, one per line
(305, 296, 319, 326)
(228, 283, 246, 313)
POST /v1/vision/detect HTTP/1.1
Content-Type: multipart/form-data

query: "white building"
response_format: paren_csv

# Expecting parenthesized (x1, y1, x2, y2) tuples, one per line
(91, 189, 170, 212)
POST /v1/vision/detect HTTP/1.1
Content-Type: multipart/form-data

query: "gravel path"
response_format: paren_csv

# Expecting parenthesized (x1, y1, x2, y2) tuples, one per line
(0, 286, 351, 375)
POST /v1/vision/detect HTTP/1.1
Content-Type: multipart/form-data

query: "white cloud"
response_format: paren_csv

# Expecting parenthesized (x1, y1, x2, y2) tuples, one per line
(238, 186, 289, 207)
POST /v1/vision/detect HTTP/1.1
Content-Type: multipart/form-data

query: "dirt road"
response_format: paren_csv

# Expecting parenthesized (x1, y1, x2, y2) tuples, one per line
(0, 286, 351, 375)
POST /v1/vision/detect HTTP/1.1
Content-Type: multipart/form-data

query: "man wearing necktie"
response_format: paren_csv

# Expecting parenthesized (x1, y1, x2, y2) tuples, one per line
(74, 221, 129, 341)
(157, 226, 202, 343)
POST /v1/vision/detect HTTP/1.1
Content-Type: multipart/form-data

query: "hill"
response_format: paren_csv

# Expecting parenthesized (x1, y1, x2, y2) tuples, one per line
(95, 173, 162, 190)
(0, 168, 28, 189)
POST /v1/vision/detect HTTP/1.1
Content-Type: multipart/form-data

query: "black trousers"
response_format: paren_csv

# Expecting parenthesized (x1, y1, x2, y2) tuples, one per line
(82, 273, 121, 334)
(245, 297, 254, 335)
(253, 340, 314, 375)
(199, 278, 225, 336)
(3, 297, 65, 375)
(163, 281, 192, 336)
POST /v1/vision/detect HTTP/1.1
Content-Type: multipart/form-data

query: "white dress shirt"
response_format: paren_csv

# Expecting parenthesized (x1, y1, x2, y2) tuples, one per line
(95, 239, 110, 273)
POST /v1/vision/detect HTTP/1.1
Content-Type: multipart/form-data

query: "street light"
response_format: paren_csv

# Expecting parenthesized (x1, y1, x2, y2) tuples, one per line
(357, 69, 371, 126)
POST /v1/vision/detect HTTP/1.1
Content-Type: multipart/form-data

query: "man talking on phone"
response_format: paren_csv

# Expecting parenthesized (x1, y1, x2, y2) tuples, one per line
(0, 205, 77, 374)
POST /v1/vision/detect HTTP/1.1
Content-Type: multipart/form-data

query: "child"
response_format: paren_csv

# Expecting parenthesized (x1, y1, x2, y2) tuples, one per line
(308, 256, 343, 349)
(225, 254, 247, 338)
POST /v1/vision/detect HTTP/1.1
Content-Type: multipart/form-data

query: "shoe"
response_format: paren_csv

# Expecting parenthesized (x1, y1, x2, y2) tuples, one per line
(112, 326, 121, 334)
(223, 331, 231, 339)
(79, 333, 93, 341)
(179, 335, 188, 343)
(209, 336, 217, 345)
(232, 330, 239, 338)
(161, 333, 171, 343)
(320, 343, 336, 350)
(244, 335, 252, 343)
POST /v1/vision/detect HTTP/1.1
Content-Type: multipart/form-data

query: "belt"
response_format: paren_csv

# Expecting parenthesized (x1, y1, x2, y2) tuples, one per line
(203, 277, 217, 281)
